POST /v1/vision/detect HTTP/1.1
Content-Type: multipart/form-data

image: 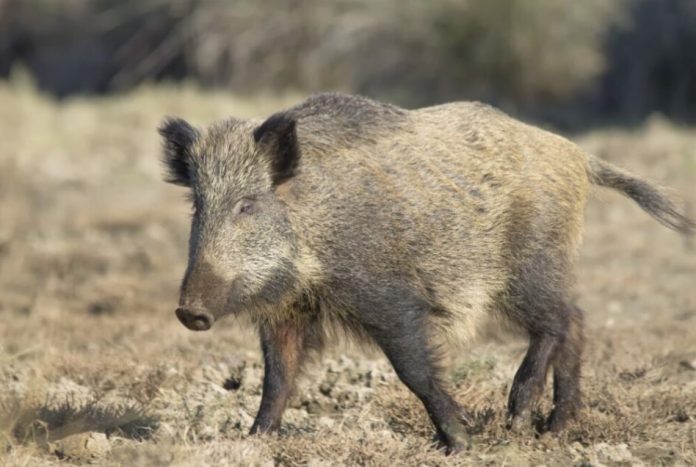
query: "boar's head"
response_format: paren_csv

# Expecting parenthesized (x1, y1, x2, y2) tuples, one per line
(159, 114, 301, 331)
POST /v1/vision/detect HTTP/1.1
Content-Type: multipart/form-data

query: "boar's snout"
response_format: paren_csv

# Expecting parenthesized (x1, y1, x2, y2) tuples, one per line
(176, 306, 214, 331)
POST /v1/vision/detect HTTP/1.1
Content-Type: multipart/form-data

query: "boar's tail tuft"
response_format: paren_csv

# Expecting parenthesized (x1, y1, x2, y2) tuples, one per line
(586, 154, 694, 235)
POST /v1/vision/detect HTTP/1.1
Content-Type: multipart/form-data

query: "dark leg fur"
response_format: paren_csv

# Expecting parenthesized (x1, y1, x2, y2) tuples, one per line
(506, 300, 584, 433)
(364, 311, 468, 454)
(500, 238, 583, 433)
(547, 304, 584, 432)
(507, 333, 558, 431)
(250, 319, 316, 434)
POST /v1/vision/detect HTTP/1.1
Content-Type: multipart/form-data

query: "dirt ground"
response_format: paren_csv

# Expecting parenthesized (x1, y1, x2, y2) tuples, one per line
(0, 81, 694, 466)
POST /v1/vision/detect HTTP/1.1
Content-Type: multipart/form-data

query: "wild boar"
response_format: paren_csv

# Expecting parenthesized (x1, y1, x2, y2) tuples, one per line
(159, 93, 693, 453)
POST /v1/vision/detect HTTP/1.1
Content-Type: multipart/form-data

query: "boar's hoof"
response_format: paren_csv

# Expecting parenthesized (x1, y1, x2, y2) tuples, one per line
(441, 436, 469, 456)
(506, 411, 535, 436)
(544, 405, 578, 433)
(437, 423, 470, 455)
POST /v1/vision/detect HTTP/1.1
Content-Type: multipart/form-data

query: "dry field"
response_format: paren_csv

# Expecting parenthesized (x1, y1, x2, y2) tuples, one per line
(0, 81, 694, 466)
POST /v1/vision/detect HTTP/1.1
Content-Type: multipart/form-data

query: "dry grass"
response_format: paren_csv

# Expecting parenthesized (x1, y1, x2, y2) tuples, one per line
(0, 81, 694, 466)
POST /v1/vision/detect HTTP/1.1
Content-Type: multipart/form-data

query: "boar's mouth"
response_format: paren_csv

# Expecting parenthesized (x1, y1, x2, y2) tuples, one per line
(175, 306, 215, 331)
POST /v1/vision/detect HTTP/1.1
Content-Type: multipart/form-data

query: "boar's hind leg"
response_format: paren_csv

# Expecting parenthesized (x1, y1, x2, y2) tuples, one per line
(366, 312, 468, 454)
(506, 296, 584, 433)
(506, 331, 558, 432)
(503, 244, 580, 432)
(250, 318, 319, 434)
(547, 303, 584, 432)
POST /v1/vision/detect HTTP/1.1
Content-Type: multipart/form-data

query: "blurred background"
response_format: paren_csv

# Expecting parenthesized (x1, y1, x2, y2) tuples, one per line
(1, 1, 695, 465)
(1, 0, 696, 127)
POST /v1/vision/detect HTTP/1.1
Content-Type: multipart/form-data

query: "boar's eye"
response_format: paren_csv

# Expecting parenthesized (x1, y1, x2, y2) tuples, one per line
(232, 198, 255, 218)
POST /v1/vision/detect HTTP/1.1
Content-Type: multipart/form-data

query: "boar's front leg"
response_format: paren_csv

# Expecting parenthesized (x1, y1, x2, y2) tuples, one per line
(250, 319, 311, 434)
(365, 309, 469, 454)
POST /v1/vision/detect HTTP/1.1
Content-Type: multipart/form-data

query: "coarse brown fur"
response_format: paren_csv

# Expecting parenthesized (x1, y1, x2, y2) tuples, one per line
(159, 93, 693, 453)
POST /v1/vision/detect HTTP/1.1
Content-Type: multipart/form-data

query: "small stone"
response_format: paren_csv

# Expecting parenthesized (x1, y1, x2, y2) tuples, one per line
(594, 442, 636, 465)
(319, 381, 333, 396)
(303, 399, 323, 414)
(678, 360, 696, 371)
(317, 416, 334, 429)
(53, 432, 110, 461)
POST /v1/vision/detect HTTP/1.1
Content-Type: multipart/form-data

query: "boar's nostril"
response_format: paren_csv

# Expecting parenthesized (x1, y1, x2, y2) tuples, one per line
(190, 314, 212, 331)
(175, 307, 214, 331)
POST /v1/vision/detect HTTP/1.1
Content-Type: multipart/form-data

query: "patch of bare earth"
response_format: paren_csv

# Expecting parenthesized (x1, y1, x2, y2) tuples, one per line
(0, 83, 694, 466)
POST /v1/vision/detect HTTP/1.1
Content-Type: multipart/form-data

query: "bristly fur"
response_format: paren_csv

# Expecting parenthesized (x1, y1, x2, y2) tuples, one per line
(159, 117, 199, 186)
(160, 92, 694, 452)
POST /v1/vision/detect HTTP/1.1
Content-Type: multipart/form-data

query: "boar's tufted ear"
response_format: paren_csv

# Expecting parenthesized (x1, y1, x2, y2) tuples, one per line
(159, 117, 199, 187)
(253, 112, 299, 185)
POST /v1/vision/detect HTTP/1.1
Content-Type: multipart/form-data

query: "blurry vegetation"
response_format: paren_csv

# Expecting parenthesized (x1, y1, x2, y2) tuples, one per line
(1, 0, 696, 125)
(601, 0, 696, 122)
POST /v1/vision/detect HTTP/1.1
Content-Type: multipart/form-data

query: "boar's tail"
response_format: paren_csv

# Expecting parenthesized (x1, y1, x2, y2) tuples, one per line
(586, 155, 694, 235)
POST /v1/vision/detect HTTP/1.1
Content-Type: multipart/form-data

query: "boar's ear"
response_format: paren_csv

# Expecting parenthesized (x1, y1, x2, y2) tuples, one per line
(253, 112, 299, 185)
(159, 117, 199, 187)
